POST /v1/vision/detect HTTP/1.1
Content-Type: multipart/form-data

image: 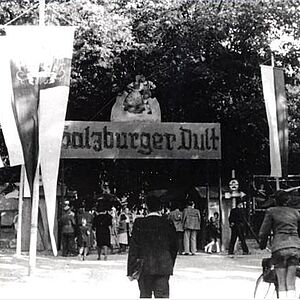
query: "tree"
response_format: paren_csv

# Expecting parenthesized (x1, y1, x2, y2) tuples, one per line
(0, 0, 299, 192)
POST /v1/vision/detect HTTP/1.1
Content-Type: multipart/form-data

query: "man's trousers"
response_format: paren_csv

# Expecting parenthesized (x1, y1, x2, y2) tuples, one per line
(183, 229, 197, 254)
(228, 225, 249, 254)
(138, 275, 170, 298)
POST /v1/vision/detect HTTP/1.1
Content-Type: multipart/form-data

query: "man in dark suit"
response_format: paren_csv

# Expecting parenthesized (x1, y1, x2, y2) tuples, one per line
(127, 195, 178, 298)
(228, 201, 249, 256)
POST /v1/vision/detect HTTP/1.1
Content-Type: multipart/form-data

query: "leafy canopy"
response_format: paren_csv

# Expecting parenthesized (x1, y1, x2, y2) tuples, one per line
(0, 0, 299, 188)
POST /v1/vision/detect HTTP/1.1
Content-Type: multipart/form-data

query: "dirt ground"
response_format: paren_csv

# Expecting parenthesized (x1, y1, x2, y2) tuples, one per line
(0, 246, 274, 299)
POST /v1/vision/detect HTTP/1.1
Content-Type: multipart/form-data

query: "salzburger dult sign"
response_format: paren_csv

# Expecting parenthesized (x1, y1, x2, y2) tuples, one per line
(61, 121, 221, 160)
(61, 75, 221, 160)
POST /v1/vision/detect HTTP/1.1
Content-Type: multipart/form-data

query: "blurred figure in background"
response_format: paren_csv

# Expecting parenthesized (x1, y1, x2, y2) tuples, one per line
(168, 204, 184, 255)
(77, 218, 91, 260)
(118, 212, 128, 253)
(228, 201, 249, 256)
(182, 201, 201, 255)
(77, 205, 94, 250)
(123, 206, 134, 244)
(93, 202, 112, 261)
(204, 213, 220, 254)
(133, 205, 146, 221)
(60, 205, 76, 257)
(110, 206, 119, 253)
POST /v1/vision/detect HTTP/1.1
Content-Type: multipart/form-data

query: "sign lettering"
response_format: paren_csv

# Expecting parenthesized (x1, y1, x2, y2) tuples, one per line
(61, 121, 221, 159)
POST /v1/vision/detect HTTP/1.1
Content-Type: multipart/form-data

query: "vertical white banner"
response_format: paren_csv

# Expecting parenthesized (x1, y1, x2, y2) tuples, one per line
(39, 26, 74, 256)
(4, 26, 74, 255)
(0, 36, 24, 167)
(260, 65, 282, 177)
(273, 68, 288, 177)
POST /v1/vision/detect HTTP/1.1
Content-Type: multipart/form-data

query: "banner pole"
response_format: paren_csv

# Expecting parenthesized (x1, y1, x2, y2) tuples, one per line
(39, 0, 45, 26)
(28, 158, 40, 276)
(16, 165, 25, 257)
(271, 52, 275, 68)
(218, 161, 224, 251)
(27, 0, 45, 276)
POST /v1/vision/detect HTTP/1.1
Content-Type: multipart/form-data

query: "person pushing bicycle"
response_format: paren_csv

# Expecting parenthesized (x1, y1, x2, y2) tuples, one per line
(259, 190, 300, 299)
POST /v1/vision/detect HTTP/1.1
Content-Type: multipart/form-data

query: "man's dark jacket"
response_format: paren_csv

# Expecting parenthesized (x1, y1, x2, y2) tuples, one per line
(127, 215, 178, 276)
(229, 207, 246, 227)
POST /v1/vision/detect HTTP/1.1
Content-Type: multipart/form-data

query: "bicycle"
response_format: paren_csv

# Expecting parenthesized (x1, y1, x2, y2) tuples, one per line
(254, 257, 300, 299)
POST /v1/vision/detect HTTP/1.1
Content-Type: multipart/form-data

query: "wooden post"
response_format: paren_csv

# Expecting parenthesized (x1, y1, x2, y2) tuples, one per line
(16, 165, 25, 257)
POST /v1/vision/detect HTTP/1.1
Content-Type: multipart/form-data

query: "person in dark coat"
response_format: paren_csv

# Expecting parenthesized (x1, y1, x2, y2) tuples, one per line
(168, 205, 184, 255)
(93, 202, 112, 260)
(127, 195, 178, 298)
(60, 206, 76, 257)
(228, 201, 249, 256)
(259, 190, 300, 299)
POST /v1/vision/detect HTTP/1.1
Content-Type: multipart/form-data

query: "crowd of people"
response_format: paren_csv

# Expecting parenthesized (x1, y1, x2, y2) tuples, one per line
(59, 200, 149, 260)
(59, 194, 223, 261)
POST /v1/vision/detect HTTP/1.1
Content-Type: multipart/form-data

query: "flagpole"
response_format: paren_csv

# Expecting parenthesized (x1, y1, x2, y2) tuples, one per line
(28, 0, 45, 276)
(16, 165, 25, 257)
(218, 161, 224, 251)
(39, 0, 45, 26)
(271, 51, 281, 191)
(271, 52, 275, 69)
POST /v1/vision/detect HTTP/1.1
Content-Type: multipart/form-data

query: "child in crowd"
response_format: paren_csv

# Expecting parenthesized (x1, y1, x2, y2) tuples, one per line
(110, 206, 119, 253)
(118, 213, 128, 253)
(204, 213, 221, 254)
(78, 218, 91, 260)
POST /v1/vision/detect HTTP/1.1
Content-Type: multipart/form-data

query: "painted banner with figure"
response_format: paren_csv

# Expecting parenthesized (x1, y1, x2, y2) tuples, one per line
(5, 26, 75, 256)
(61, 121, 221, 159)
(260, 65, 288, 178)
(7, 27, 40, 196)
(0, 36, 24, 169)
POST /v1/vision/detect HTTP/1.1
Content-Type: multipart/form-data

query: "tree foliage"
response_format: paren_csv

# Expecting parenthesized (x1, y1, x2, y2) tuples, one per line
(0, 0, 300, 190)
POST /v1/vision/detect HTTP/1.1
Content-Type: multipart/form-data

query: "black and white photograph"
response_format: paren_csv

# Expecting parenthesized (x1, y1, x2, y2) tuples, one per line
(0, 0, 300, 299)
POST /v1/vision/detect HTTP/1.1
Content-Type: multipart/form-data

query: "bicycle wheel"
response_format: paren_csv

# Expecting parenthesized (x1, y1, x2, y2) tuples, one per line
(254, 274, 277, 299)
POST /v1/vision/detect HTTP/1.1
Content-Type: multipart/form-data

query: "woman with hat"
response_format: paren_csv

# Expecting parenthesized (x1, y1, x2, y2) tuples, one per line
(259, 190, 300, 299)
